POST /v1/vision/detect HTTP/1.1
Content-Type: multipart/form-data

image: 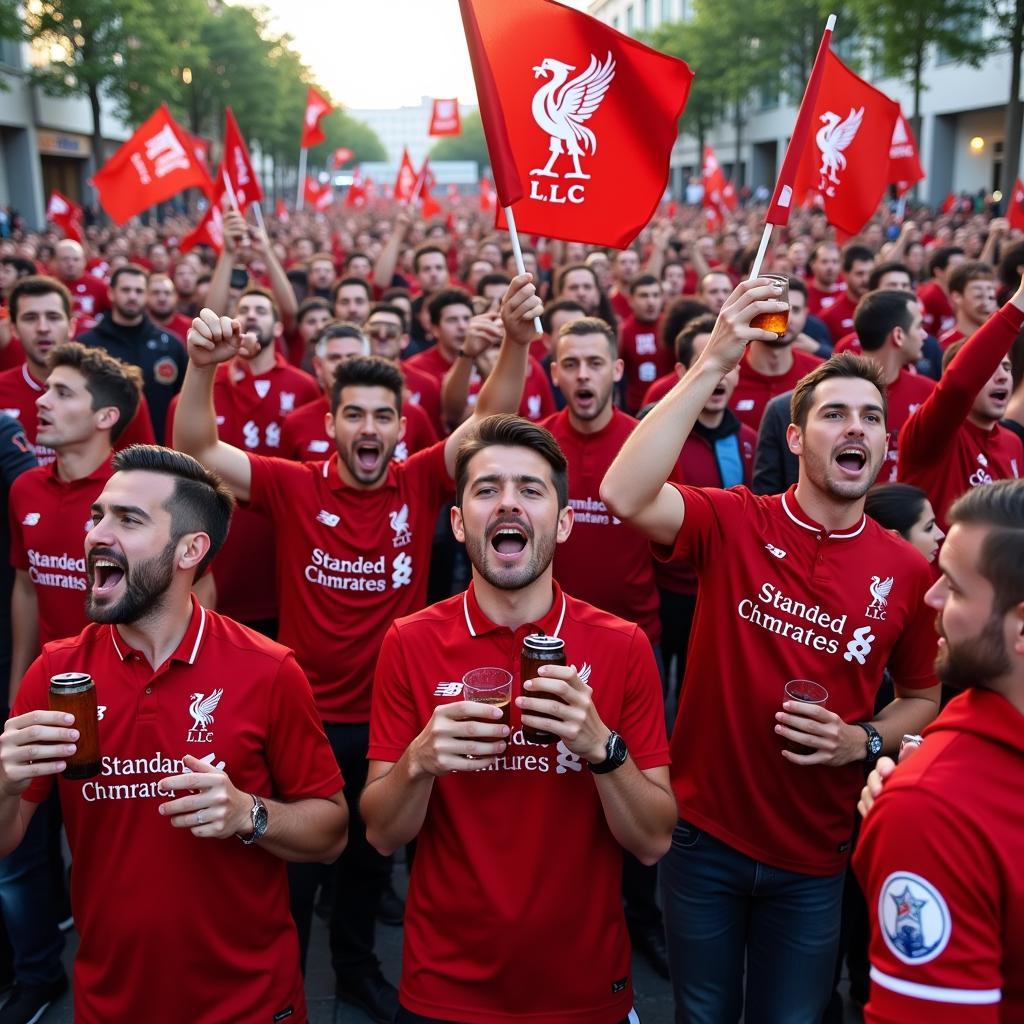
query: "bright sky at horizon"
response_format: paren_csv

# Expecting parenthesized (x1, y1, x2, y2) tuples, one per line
(252, 0, 591, 111)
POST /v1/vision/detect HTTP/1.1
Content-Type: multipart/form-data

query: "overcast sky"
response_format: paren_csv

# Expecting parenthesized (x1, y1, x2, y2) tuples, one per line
(252, 0, 591, 111)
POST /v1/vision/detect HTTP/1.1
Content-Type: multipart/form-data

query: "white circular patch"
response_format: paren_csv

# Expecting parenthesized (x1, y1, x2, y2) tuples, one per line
(878, 870, 952, 966)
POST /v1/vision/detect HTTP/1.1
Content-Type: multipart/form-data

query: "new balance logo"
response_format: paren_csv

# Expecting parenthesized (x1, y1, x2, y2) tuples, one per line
(434, 682, 463, 697)
(316, 510, 340, 527)
(764, 543, 787, 559)
(21, 512, 40, 526)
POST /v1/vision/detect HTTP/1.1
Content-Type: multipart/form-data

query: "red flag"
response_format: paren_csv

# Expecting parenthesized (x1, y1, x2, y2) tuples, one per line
(301, 86, 333, 149)
(447, 183, 460, 202)
(459, 0, 693, 248)
(345, 167, 367, 209)
(888, 112, 924, 197)
(765, 18, 835, 226)
(92, 105, 213, 224)
(428, 98, 462, 136)
(702, 146, 736, 230)
(331, 147, 353, 168)
(46, 190, 84, 243)
(1009, 179, 1024, 232)
(479, 176, 497, 212)
(216, 108, 262, 210)
(186, 132, 212, 171)
(274, 198, 290, 222)
(791, 51, 900, 237)
(394, 148, 418, 204)
(940, 193, 956, 215)
(179, 204, 223, 254)
(304, 177, 333, 212)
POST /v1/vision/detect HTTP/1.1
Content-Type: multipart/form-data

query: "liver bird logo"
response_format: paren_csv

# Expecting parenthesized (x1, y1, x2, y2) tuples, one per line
(816, 107, 864, 186)
(869, 575, 894, 610)
(530, 52, 616, 180)
(189, 689, 223, 732)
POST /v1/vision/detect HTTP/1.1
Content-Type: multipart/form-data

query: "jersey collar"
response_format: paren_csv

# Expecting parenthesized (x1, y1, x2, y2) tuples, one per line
(781, 485, 866, 540)
(21, 363, 42, 392)
(108, 595, 209, 666)
(47, 451, 114, 487)
(462, 580, 567, 639)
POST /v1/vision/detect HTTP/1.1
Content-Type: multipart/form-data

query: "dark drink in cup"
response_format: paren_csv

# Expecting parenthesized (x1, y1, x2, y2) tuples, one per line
(750, 275, 790, 336)
(520, 634, 566, 744)
(48, 672, 101, 779)
(783, 679, 828, 756)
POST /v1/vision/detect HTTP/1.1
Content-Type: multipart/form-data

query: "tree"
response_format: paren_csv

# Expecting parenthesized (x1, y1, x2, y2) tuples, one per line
(310, 111, 387, 165)
(430, 111, 488, 166)
(995, 0, 1024, 203)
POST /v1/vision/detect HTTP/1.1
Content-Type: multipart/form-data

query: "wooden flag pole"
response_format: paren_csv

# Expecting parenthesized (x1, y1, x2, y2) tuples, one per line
(296, 149, 308, 211)
(503, 205, 543, 336)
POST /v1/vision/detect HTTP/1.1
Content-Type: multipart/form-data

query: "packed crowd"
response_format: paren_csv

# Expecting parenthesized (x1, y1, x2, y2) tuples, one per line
(0, 190, 1020, 1024)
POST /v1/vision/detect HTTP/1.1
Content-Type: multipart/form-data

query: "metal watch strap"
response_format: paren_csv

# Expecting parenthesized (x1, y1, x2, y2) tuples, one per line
(238, 794, 267, 845)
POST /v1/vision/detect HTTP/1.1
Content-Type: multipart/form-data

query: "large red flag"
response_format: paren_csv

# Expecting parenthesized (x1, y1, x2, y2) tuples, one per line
(1009, 179, 1024, 232)
(46, 190, 84, 243)
(701, 145, 736, 230)
(217, 108, 262, 210)
(428, 98, 462, 136)
(179, 204, 223, 254)
(791, 51, 900, 237)
(301, 86, 333, 149)
(765, 17, 835, 226)
(92, 105, 212, 224)
(459, 0, 693, 248)
(393, 148, 418, 204)
(888, 111, 924, 197)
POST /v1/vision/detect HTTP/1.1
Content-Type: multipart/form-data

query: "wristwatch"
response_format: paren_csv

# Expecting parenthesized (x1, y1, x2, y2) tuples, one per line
(857, 723, 884, 766)
(589, 731, 629, 774)
(237, 794, 268, 845)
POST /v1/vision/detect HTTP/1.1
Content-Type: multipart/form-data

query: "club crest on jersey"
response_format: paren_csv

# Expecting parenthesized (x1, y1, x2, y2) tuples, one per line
(187, 688, 223, 743)
(279, 392, 295, 414)
(528, 51, 615, 206)
(879, 871, 951, 965)
(866, 575, 893, 620)
(389, 504, 412, 547)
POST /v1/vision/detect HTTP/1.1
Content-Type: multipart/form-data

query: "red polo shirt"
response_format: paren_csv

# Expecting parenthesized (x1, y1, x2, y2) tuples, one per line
(369, 581, 669, 1024)
(878, 370, 936, 483)
(0, 363, 155, 464)
(820, 291, 859, 343)
(8, 456, 113, 647)
(405, 343, 453, 384)
(854, 689, 1024, 1023)
(280, 394, 438, 464)
(938, 326, 965, 351)
(618, 315, 671, 413)
(248, 442, 453, 722)
(731, 347, 823, 431)
(918, 281, 955, 337)
(150, 311, 192, 342)
(641, 371, 678, 409)
(542, 408, 660, 644)
(466, 356, 556, 423)
(898, 303, 1024, 531)
(806, 281, 844, 317)
(400, 361, 444, 436)
(13, 598, 342, 1024)
(657, 484, 937, 875)
(65, 276, 109, 335)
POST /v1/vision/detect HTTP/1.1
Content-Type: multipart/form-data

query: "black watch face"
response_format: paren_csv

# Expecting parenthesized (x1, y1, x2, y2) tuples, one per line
(610, 734, 628, 763)
(254, 804, 268, 831)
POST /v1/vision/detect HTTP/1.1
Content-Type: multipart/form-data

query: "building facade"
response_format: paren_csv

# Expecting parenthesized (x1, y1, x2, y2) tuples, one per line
(346, 97, 477, 167)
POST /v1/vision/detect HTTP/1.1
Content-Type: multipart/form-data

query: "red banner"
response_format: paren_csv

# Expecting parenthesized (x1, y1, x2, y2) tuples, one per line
(888, 111, 924, 197)
(1009, 178, 1024, 232)
(701, 145, 736, 230)
(345, 167, 367, 209)
(304, 177, 334, 212)
(180, 203, 223, 253)
(394, 148, 418, 204)
(301, 86, 334, 149)
(216, 107, 262, 210)
(46, 190, 84, 243)
(332, 147, 354, 168)
(428, 98, 462, 136)
(92, 105, 212, 224)
(479, 176, 497, 212)
(460, 0, 692, 248)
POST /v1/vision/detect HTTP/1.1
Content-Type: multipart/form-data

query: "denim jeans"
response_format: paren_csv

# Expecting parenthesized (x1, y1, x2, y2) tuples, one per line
(0, 788, 66, 986)
(661, 819, 844, 1024)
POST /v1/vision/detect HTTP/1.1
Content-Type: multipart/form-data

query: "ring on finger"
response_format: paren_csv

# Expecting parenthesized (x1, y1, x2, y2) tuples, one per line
(197, 811, 205, 825)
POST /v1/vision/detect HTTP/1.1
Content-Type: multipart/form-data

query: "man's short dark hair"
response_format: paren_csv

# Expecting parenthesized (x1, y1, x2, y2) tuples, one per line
(9, 275, 71, 320)
(413, 244, 446, 273)
(329, 355, 404, 416)
(947, 260, 995, 296)
(787, 276, 808, 299)
(809, 241, 840, 266)
(297, 296, 331, 323)
(110, 264, 149, 289)
(927, 246, 965, 278)
(239, 286, 281, 323)
(842, 244, 874, 272)
(997, 241, 1024, 294)
(343, 251, 371, 270)
(454, 414, 568, 509)
(1, 255, 37, 278)
(868, 262, 912, 291)
(661, 297, 711, 353)
(675, 314, 718, 366)
(555, 263, 598, 295)
(790, 353, 888, 429)
(556, 316, 617, 359)
(111, 444, 235, 579)
(368, 302, 408, 332)
(629, 273, 660, 294)
(540, 299, 585, 335)
(476, 272, 512, 297)
(427, 288, 473, 326)
(947, 479, 1024, 616)
(48, 341, 143, 442)
(330, 276, 372, 303)
(380, 286, 411, 305)
(854, 291, 917, 352)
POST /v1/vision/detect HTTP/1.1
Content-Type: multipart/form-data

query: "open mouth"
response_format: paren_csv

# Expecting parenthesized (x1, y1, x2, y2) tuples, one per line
(574, 387, 595, 405)
(354, 442, 382, 472)
(989, 389, 1009, 404)
(711, 383, 727, 399)
(489, 523, 529, 561)
(89, 554, 126, 596)
(834, 446, 868, 476)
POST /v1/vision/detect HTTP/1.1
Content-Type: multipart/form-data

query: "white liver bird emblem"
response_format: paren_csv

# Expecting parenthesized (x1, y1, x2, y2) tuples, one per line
(816, 107, 864, 188)
(189, 689, 223, 732)
(868, 575, 894, 611)
(530, 52, 616, 180)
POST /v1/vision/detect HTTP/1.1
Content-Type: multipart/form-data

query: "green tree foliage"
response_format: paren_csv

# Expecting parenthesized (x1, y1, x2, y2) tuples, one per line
(430, 111, 488, 166)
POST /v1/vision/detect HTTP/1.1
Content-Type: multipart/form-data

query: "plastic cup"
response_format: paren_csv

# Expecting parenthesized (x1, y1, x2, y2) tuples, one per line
(783, 679, 828, 756)
(751, 274, 790, 337)
(462, 667, 513, 729)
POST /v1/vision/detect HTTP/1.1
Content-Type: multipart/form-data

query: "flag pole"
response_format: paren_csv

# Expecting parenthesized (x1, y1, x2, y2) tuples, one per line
(222, 169, 241, 214)
(748, 225, 774, 280)
(296, 148, 308, 211)
(503, 204, 543, 336)
(252, 201, 266, 232)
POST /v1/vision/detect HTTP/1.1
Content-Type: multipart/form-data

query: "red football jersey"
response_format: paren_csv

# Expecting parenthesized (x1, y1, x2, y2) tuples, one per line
(369, 581, 669, 1024)
(731, 348, 823, 431)
(641, 371, 678, 409)
(280, 394, 438, 463)
(542, 408, 660, 643)
(399, 361, 444, 436)
(466, 356, 556, 423)
(151, 311, 192, 342)
(834, 332, 861, 355)
(879, 370, 936, 483)
(619, 315, 672, 413)
(8, 457, 113, 647)
(405, 343, 452, 385)
(854, 689, 1024, 1023)
(938, 326, 965, 351)
(0, 363, 155, 464)
(610, 287, 632, 323)
(13, 598, 342, 1024)
(66, 275, 109, 335)
(820, 292, 858, 344)
(806, 281, 844, 317)
(248, 442, 453, 722)
(898, 303, 1024, 531)
(657, 484, 938, 874)
(918, 281, 955, 337)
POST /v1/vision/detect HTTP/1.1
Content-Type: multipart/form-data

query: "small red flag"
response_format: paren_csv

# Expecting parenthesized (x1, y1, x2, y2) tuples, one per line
(428, 98, 462, 136)
(1009, 179, 1024, 232)
(888, 111, 924, 197)
(765, 18, 835, 226)
(46, 190, 84, 243)
(301, 86, 334, 149)
(304, 177, 333, 212)
(447, 183, 460, 202)
(186, 132, 212, 171)
(479, 176, 497, 212)
(941, 193, 956, 215)
(791, 51, 900, 237)
(702, 145, 736, 230)
(332, 147, 354, 168)
(215, 108, 262, 211)
(92, 105, 212, 224)
(394, 148, 418, 204)
(345, 167, 367, 209)
(180, 204, 223, 254)
(459, 0, 692, 248)
(274, 198, 290, 222)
